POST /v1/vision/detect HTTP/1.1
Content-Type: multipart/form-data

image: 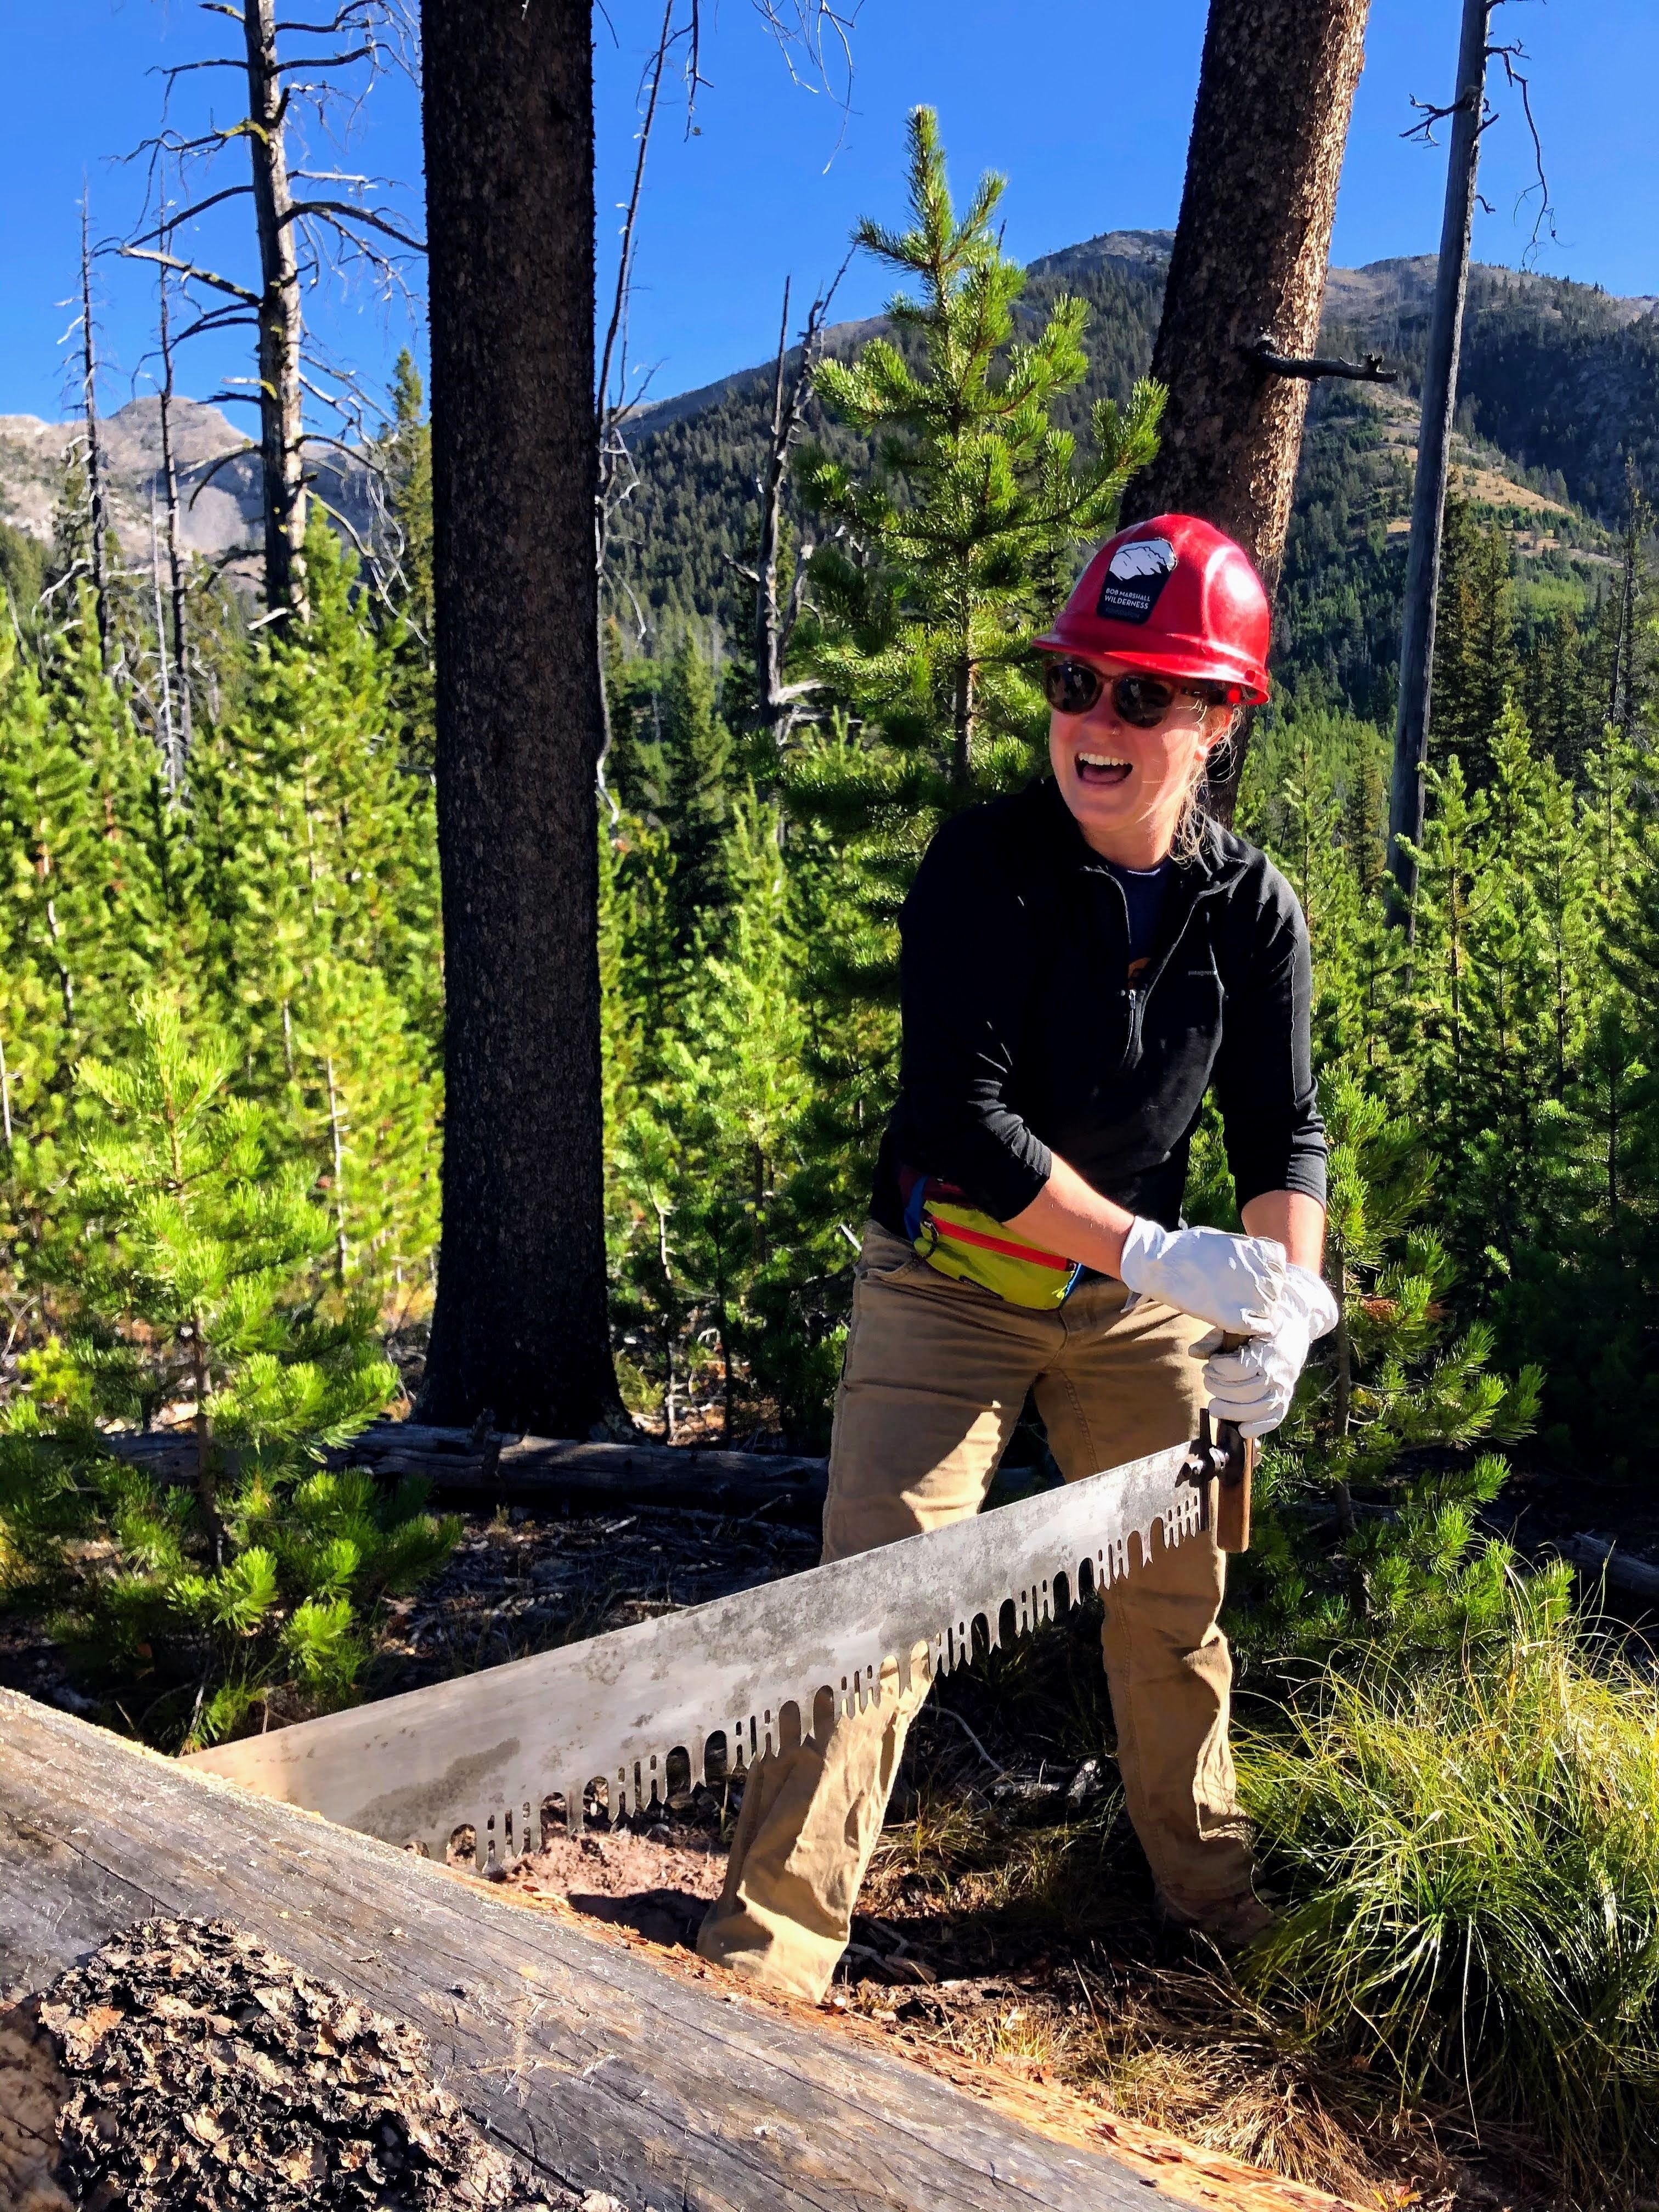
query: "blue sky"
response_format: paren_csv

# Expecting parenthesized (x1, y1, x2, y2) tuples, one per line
(0, 1, 1651, 427)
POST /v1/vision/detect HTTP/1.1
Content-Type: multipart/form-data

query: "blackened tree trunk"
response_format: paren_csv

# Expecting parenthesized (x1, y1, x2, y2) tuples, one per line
(241, 0, 308, 623)
(417, 0, 619, 1436)
(1386, 0, 1491, 923)
(1123, 0, 1372, 816)
(80, 198, 113, 676)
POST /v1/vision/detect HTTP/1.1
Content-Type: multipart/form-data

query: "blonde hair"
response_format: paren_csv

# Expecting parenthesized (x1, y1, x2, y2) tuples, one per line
(1170, 703, 1243, 865)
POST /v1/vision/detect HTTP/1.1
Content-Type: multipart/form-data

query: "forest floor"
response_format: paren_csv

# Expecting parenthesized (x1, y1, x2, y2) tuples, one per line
(356, 1493, 1584, 2211)
(8, 1470, 1655, 2211)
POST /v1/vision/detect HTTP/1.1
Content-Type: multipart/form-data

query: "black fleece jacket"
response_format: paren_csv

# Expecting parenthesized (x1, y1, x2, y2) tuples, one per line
(871, 777, 1327, 1239)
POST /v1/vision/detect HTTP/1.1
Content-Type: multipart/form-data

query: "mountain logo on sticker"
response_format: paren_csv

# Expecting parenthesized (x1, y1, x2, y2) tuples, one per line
(1097, 535, 1178, 625)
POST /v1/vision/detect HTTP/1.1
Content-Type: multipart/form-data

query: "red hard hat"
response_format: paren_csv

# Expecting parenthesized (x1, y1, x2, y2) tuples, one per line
(1034, 514, 1271, 705)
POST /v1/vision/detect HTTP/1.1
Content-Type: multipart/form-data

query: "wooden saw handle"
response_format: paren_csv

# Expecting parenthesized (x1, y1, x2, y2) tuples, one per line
(1211, 1330, 1257, 1555)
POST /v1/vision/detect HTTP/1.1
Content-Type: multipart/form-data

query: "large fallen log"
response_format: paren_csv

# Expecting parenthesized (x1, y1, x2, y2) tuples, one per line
(106, 1423, 831, 1526)
(0, 1688, 1217, 2212)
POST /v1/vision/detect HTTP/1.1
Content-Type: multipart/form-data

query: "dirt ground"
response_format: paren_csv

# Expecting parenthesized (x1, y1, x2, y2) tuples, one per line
(8, 1479, 1644, 2212)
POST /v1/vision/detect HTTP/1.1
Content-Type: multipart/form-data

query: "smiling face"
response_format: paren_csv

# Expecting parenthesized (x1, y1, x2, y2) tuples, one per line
(1046, 655, 1234, 867)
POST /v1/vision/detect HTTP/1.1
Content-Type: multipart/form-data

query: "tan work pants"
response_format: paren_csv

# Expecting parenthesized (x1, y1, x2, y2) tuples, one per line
(696, 1222, 1254, 2002)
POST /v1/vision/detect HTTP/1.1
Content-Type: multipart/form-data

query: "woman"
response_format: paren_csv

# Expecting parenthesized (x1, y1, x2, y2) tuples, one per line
(697, 514, 1337, 2002)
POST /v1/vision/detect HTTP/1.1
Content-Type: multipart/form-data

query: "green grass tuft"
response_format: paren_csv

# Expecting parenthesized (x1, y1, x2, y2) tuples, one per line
(1240, 1579, 1659, 2197)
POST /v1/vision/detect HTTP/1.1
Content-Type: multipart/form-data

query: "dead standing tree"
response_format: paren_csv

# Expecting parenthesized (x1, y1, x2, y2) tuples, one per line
(594, 10, 849, 762)
(594, 0, 680, 815)
(1121, 0, 1375, 819)
(1386, 0, 1554, 922)
(121, 2, 422, 626)
(240, 0, 308, 619)
(76, 194, 115, 676)
(154, 247, 193, 783)
(730, 267, 845, 740)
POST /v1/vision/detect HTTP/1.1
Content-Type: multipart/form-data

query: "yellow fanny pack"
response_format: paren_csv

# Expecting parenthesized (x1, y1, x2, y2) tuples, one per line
(900, 1171, 1082, 1311)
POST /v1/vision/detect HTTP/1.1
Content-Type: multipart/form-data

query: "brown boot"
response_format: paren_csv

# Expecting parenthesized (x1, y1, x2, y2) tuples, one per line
(1153, 1883, 1276, 1955)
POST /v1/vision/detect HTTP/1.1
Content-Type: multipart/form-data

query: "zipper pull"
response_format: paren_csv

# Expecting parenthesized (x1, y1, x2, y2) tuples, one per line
(1122, 986, 1147, 1072)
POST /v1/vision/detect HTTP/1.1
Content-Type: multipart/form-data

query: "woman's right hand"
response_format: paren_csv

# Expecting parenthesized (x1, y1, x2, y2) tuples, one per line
(1118, 1217, 1286, 1337)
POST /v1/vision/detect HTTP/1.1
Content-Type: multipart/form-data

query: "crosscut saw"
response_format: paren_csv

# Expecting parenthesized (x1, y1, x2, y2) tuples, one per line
(188, 1418, 1252, 1870)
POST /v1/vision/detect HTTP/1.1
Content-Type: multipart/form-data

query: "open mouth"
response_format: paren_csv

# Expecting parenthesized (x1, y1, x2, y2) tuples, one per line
(1074, 749, 1132, 788)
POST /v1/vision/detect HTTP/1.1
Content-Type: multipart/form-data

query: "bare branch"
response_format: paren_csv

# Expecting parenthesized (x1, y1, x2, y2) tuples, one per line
(274, 44, 376, 71)
(306, 487, 375, 563)
(597, 0, 674, 424)
(749, 0, 860, 161)
(149, 57, 245, 79)
(285, 198, 426, 251)
(1243, 334, 1397, 383)
(170, 306, 262, 347)
(184, 443, 259, 509)
(120, 246, 262, 306)
(1402, 85, 1487, 147)
(127, 184, 256, 247)
(682, 0, 709, 129)
(1488, 37, 1557, 259)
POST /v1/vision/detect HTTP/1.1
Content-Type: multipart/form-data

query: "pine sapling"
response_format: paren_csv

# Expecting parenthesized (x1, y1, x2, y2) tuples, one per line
(3, 990, 453, 1746)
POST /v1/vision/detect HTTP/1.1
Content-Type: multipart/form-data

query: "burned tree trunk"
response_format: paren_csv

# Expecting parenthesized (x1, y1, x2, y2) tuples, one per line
(1123, 0, 1372, 815)
(241, 0, 308, 623)
(156, 256, 191, 785)
(1386, 0, 1492, 922)
(79, 199, 113, 676)
(417, 0, 620, 1436)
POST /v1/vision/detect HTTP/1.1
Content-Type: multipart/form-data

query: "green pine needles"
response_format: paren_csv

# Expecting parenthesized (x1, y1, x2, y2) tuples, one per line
(1242, 1070, 1543, 1658)
(800, 105, 1162, 785)
(787, 105, 1163, 1011)
(0, 992, 452, 1747)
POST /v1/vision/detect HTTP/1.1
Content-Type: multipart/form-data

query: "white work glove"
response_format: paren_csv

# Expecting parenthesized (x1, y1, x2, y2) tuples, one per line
(1118, 1217, 1288, 1338)
(1199, 1263, 1339, 1439)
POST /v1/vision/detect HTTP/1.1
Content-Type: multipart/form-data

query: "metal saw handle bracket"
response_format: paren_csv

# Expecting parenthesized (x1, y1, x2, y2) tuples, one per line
(1185, 1330, 1257, 1555)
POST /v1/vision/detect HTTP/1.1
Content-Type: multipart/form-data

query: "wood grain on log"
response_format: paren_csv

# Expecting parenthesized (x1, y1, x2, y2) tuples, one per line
(1, 1690, 1173, 2212)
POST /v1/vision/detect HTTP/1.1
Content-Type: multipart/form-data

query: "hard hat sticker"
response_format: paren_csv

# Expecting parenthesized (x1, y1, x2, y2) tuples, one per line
(1097, 536, 1178, 626)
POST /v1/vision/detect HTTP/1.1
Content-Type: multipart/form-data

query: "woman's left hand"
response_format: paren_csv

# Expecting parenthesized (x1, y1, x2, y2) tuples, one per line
(1198, 1263, 1339, 1439)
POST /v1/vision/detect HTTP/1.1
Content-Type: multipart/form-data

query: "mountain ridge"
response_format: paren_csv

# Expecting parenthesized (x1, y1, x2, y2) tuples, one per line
(0, 393, 374, 575)
(631, 241, 1659, 433)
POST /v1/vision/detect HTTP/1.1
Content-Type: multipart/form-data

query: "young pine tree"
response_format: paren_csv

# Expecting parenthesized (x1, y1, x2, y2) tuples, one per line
(1429, 489, 1516, 790)
(190, 519, 443, 1302)
(610, 797, 809, 1438)
(787, 104, 1164, 996)
(658, 633, 737, 960)
(371, 349, 436, 774)
(0, 994, 453, 1747)
(1242, 1071, 1542, 1660)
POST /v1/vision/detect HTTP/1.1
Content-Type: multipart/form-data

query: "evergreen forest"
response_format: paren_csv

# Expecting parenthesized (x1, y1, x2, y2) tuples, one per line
(4, 88, 1659, 2208)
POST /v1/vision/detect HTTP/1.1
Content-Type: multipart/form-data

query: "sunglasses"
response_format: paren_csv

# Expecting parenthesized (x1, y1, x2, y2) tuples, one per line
(1040, 659, 1223, 727)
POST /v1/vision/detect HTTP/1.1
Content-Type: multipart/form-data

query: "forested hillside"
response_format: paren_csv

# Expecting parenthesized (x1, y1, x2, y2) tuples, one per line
(612, 238, 1647, 743)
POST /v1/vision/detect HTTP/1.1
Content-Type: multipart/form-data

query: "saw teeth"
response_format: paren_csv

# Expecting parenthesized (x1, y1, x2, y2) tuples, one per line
(185, 1440, 1206, 1866)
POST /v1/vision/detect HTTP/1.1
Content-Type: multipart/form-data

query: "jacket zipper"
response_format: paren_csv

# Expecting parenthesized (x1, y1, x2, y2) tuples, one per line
(1119, 881, 1224, 1074)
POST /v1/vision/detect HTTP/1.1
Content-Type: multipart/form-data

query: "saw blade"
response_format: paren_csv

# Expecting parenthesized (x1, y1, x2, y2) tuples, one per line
(187, 1440, 1206, 1868)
